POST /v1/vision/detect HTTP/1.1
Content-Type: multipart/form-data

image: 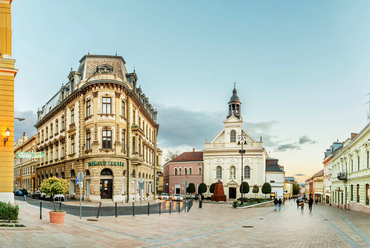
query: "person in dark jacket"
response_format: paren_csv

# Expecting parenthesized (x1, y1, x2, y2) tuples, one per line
(278, 198, 282, 211)
(308, 198, 314, 212)
(22, 189, 27, 201)
(296, 198, 300, 208)
(274, 198, 278, 211)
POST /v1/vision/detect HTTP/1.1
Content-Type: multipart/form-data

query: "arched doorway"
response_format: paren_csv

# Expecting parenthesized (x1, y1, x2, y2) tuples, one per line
(100, 169, 113, 199)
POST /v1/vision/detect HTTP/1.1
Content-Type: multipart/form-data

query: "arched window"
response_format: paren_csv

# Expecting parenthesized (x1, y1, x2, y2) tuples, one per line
(198, 167, 202, 175)
(55, 173, 59, 178)
(244, 166, 250, 178)
(216, 166, 222, 178)
(185, 168, 188, 175)
(174, 168, 178, 175)
(70, 170, 75, 177)
(123, 170, 126, 176)
(101, 168, 113, 175)
(189, 168, 192, 175)
(179, 168, 182, 175)
(138, 172, 141, 178)
(230, 130, 236, 142)
(230, 166, 236, 179)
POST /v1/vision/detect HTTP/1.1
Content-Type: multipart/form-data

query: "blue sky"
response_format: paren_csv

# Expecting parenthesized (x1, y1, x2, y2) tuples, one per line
(12, 1, 370, 182)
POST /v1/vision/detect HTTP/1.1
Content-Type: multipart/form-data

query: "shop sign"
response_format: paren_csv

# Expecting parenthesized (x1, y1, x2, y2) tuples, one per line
(87, 161, 125, 166)
(16, 151, 44, 158)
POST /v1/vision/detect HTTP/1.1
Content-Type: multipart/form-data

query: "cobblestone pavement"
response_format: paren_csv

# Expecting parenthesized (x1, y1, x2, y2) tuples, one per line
(0, 199, 369, 248)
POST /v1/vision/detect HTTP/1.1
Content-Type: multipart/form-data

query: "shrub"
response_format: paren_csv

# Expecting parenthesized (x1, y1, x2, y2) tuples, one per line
(198, 183, 207, 194)
(210, 183, 215, 194)
(0, 202, 19, 220)
(262, 182, 272, 198)
(187, 183, 196, 194)
(240, 182, 249, 193)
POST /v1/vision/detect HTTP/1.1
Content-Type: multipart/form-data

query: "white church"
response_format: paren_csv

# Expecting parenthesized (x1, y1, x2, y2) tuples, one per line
(203, 87, 284, 200)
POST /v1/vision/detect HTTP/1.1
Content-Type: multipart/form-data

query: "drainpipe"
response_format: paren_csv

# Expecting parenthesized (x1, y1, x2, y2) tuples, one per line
(126, 95, 130, 203)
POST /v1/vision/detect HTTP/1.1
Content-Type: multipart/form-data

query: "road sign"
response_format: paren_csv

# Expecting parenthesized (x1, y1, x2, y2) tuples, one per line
(77, 172, 84, 181)
(76, 177, 79, 185)
(184, 180, 189, 188)
(138, 178, 144, 183)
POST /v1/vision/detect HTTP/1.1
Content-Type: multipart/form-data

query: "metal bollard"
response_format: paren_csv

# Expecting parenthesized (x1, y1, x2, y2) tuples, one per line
(159, 202, 161, 215)
(96, 202, 102, 218)
(115, 202, 117, 218)
(59, 202, 62, 211)
(178, 202, 180, 213)
(169, 202, 172, 214)
(132, 202, 135, 216)
(148, 203, 150, 215)
(40, 202, 42, 219)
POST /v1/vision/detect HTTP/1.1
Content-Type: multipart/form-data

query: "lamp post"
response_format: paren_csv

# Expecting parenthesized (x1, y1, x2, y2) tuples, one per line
(238, 134, 247, 205)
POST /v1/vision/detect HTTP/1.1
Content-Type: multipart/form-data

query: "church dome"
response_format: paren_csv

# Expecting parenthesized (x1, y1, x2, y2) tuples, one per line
(228, 88, 241, 104)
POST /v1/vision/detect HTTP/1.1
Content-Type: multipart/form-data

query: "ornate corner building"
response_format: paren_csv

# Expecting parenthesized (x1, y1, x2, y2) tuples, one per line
(0, 0, 17, 204)
(35, 54, 162, 202)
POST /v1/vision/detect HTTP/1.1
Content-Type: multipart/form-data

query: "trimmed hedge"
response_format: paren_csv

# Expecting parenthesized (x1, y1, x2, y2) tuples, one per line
(0, 202, 19, 220)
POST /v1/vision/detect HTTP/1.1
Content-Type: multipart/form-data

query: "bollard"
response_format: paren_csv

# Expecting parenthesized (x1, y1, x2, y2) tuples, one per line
(178, 202, 180, 213)
(169, 202, 172, 214)
(132, 202, 135, 216)
(96, 202, 102, 218)
(199, 200, 202, 209)
(159, 202, 161, 215)
(115, 202, 117, 218)
(148, 203, 150, 215)
(40, 202, 42, 219)
(59, 202, 62, 211)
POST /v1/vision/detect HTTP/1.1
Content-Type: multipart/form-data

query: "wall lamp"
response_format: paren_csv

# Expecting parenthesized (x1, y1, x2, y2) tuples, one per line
(4, 127, 10, 146)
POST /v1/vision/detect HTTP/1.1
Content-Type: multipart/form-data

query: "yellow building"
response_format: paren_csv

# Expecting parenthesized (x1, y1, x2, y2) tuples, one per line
(35, 54, 162, 202)
(0, 0, 17, 204)
(14, 134, 37, 193)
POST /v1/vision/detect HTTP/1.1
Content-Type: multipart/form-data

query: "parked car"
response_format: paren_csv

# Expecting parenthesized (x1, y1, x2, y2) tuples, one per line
(14, 189, 23, 196)
(160, 193, 170, 200)
(172, 194, 183, 201)
(54, 194, 65, 202)
(32, 190, 42, 199)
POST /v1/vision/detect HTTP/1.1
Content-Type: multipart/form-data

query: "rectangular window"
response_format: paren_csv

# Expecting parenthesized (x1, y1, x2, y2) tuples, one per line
(62, 143, 65, 157)
(358, 156, 360, 171)
(86, 100, 91, 117)
(32, 165, 35, 174)
(102, 97, 111, 114)
(55, 120, 58, 133)
(70, 180, 75, 194)
(351, 159, 353, 173)
(50, 149, 53, 162)
(132, 137, 136, 153)
(71, 109, 74, 124)
(86, 132, 91, 150)
(71, 137, 75, 154)
(121, 101, 125, 117)
(56, 145, 58, 159)
(122, 132, 125, 151)
(133, 110, 136, 124)
(102, 130, 112, 149)
(61, 116, 65, 130)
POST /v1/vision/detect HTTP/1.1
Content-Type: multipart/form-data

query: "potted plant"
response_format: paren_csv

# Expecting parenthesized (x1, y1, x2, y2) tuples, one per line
(39, 176, 69, 224)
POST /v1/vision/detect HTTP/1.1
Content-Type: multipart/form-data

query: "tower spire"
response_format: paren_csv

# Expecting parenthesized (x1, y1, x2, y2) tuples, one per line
(227, 85, 242, 119)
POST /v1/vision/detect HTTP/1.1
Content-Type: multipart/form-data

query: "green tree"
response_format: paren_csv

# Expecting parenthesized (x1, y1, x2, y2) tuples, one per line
(261, 182, 272, 199)
(252, 184, 259, 198)
(198, 183, 207, 194)
(239, 182, 250, 194)
(40, 177, 69, 211)
(187, 183, 195, 194)
(293, 183, 300, 196)
(210, 183, 215, 194)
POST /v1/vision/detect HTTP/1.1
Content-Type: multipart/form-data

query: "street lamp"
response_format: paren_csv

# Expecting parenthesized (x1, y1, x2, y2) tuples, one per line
(238, 134, 247, 205)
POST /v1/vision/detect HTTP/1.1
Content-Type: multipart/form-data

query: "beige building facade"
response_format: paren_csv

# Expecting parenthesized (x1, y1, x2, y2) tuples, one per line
(35, 54, 162, 202)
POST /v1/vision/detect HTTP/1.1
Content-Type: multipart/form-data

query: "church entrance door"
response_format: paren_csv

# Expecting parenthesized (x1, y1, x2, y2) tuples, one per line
(229, 187, 236, 199)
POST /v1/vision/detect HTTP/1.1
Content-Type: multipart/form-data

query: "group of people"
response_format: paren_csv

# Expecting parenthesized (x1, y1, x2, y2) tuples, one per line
(273, 198, 282, 211)
(296, 197, 314, 212)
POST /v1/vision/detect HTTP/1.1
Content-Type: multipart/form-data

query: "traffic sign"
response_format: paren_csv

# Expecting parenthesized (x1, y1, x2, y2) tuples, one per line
(77, 172, 84, 181)
(76, 177, 79, 185)
(184, 180, 189, 188)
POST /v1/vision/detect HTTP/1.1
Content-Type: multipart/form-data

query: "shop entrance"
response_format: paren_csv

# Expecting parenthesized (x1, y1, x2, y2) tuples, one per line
(100, 169, 113, 199)
(229, 187, 236, 199)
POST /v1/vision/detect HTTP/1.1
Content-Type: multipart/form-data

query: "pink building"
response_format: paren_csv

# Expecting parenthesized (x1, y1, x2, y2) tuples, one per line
(163, 150, 203, 195)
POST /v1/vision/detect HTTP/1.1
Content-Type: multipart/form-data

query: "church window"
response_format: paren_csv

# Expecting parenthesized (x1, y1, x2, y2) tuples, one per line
(244, 166, 250, 179)
(185, 168, 188, 175)
(216, 166, 222, 178)
(174, 168, 178, 175)
(230, 166, 236, 179)
(179, 168, 182, 175)
(198, 167, 202, 175)
(189, 168, 192, 175)
(230, 130, 236, 142)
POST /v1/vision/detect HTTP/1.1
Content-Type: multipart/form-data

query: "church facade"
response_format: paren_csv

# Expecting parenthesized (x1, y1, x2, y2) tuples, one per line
(203, 87, 269, 199)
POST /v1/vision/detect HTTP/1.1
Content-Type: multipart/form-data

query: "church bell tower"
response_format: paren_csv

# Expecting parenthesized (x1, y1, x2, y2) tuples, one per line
(227, 86, 242, 119)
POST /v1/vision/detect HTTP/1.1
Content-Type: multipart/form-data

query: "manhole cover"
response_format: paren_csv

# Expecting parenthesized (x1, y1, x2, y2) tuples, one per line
(87, 219, 98, 221)
(242, 226, 254, 228)
(259, 218, 264, 220)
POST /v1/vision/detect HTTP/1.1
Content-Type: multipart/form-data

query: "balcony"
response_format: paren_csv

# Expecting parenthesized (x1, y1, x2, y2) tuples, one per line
(131, 153, 143, 165)
(337, 172, 347, 180)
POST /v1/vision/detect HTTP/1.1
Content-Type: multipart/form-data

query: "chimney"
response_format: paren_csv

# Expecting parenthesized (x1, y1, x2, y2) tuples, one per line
(193, 148, 195, 152)
(351, 133, 358, 140)
(22, 132, 28, 142)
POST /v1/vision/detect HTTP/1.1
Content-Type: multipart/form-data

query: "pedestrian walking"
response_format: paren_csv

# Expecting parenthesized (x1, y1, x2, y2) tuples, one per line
(296, 198, 300, 208)
(278, 198, 282, 211)
(22, 188, 27, 201)
(274, 198, 278, 211)
(300, 201, 304, 211)
(308, 198, 313, 212)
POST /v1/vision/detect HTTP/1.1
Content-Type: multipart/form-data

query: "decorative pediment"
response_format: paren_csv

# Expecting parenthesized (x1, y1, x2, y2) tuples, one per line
(96, 64, 113, 74)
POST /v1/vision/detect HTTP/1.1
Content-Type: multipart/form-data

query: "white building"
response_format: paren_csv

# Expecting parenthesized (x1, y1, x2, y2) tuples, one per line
(203, 87, 269, 200)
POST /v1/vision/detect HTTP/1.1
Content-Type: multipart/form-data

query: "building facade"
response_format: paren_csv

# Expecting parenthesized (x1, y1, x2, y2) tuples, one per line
(323, 142, 342, 204)
(284, 177, 295, 199)
(203, 87, 268, 199)
(312, 169, 324, 203)
(163, 150, 203, 195)
(13, 134, 37, 192)
(0, 0, 17, 204)
(35, 54, 162, 202)
(265, 158, 284, 200)
(331, 126, 370, 214)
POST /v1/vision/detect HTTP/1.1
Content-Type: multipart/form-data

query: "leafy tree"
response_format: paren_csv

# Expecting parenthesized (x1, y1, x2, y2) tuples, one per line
(163, 148, 181, 164)
(239, 182, 250, 193)
(187, 183, 195, 194)
(198, 183, 207, 194)
(261, 182, 271, 199)
(210, 183, 215, 194)
(293, 183, 300, 196)
(252, 185, 259, 198)
(40, 177, 69, 211)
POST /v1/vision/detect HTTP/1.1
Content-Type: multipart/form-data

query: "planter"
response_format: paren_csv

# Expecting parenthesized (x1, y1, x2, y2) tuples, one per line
(49, 211, 66, 224)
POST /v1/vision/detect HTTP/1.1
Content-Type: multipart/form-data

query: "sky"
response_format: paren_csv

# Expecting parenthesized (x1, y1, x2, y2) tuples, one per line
(12, 0, 370, 183)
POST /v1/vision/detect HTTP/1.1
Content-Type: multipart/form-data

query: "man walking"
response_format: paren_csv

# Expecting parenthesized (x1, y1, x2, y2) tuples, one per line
(278, 198, 282, 211)
(274, 198, 278, 211)
(308, 197, 313, 212)
(22, 188, 27, 201)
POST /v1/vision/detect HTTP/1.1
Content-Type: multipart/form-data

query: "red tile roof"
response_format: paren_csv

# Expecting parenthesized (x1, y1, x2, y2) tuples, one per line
(170, 151, 203, 162)
(313, 169, 324, 177)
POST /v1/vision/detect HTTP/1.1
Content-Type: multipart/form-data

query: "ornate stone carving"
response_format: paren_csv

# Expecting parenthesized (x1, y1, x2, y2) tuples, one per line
(93, 92, 98, 98)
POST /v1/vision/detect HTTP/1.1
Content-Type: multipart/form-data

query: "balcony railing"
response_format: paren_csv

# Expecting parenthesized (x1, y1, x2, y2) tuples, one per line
(337, 172, 347, 180)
